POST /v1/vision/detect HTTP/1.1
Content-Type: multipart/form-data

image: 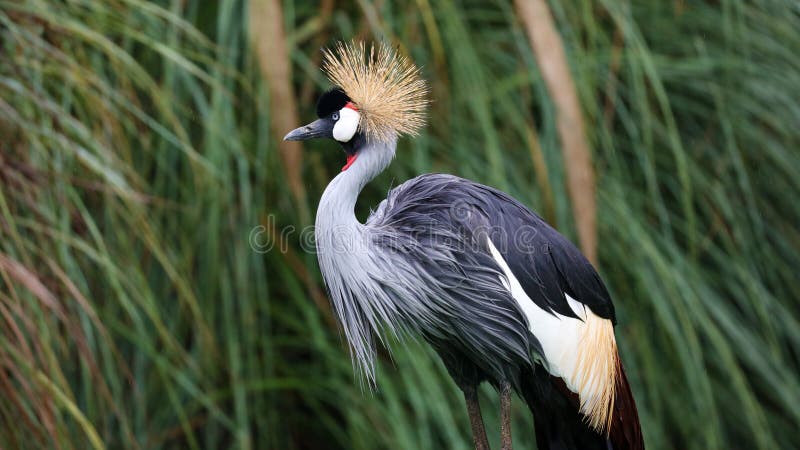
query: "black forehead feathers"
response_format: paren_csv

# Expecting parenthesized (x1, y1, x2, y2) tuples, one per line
(316, 88, 350, 118)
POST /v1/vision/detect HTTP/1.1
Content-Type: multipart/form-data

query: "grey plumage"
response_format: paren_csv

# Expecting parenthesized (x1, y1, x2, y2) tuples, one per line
(315, 138, 536, 385)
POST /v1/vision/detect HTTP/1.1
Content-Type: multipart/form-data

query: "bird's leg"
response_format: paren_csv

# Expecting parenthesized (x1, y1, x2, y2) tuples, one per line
(461, 384, 491, 450)
(500, 380, 513, 450)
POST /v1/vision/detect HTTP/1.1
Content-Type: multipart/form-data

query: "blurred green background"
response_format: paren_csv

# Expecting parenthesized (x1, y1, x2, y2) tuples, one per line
(1, 0, 799, 449)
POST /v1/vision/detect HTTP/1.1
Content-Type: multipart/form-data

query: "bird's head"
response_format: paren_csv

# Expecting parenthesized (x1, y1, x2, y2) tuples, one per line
(284, 42, 428, 171)
(284, 87, 364, 170)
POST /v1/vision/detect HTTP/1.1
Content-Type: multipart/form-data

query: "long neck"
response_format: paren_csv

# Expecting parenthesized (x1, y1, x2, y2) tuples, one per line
(314, 138, 397, 382)
(316, 138, 396, 230)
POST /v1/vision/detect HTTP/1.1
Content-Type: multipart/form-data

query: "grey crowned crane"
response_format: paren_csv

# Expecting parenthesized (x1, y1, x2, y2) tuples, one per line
(284, 42, 644, 450)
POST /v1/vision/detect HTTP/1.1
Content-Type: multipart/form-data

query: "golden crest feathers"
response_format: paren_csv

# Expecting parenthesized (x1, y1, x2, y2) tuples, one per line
(322, 41, 429, 143)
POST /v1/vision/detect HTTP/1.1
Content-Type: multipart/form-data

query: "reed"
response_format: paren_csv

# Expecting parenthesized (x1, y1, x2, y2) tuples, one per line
(1, 1, 798, 448)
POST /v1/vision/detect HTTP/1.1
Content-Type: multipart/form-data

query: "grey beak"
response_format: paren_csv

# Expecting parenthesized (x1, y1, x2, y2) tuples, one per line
(283, 118, 333, 141)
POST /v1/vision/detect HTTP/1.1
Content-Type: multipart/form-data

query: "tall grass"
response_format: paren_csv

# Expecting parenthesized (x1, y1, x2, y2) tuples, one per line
(1, 0, 798, 449)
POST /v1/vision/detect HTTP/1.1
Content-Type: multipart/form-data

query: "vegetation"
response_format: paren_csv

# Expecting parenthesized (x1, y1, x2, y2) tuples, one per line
(1, 0, 798, 448)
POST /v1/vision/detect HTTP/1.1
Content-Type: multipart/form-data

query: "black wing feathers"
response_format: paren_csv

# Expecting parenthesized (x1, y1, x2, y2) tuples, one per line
(378, 173, 616, 324)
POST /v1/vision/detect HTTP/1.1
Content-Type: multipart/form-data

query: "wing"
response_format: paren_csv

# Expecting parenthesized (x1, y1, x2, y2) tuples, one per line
(479, 185, 616, 324)
(372, 174, 635, 440)
(443, 176, 625, 434)
(376, 173, 615, 323)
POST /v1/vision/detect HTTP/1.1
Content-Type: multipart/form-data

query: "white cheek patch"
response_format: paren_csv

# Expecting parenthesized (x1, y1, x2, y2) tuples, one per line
(333, 107, 360, 142)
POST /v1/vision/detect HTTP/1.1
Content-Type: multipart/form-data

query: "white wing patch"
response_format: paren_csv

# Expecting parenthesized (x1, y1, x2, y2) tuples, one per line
(487, 239, 618, 433)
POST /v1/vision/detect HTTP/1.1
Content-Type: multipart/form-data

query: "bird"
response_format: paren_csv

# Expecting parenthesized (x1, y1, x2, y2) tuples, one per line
(284, 42, 644, 450)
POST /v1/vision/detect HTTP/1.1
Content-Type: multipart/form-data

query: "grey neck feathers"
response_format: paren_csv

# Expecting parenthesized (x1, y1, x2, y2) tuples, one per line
(315, 139, 397, 383)
(317, 138, 396, 223)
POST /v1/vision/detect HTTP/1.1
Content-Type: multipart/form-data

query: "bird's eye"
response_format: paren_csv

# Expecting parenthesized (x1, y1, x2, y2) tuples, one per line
(332, 112, 339, 121)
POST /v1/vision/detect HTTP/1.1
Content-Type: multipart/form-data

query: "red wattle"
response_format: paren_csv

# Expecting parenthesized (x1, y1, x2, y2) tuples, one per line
(342, 154, 357, 171)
